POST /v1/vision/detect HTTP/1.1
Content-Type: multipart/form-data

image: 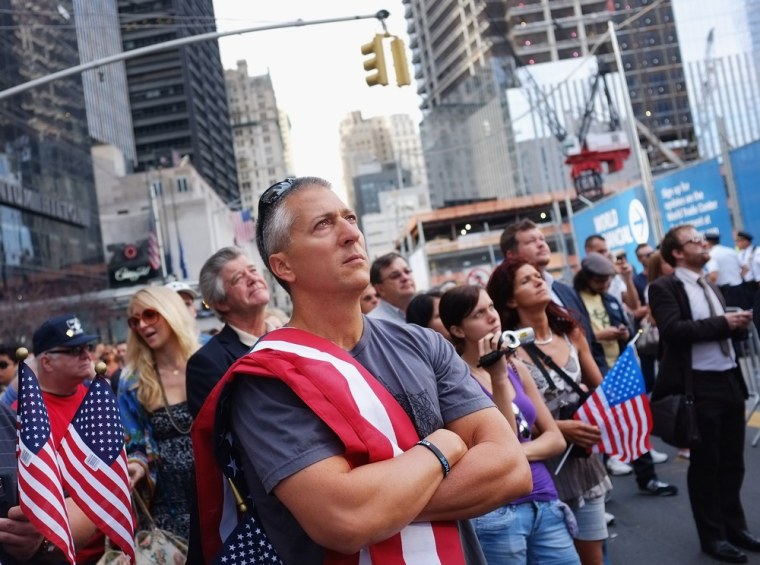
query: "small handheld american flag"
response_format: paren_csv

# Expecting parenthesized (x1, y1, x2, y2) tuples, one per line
(574, 345, 653, 463)
(16, 355, 76, 563)
(57, 375, 136, 562)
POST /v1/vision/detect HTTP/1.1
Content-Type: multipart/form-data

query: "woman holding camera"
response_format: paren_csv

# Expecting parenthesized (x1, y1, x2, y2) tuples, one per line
(439, 284, 580, 565)
(487, 257, 610, 565)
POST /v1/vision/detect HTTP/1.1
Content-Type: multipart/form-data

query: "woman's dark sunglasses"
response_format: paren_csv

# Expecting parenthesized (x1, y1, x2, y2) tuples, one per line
(127, 308, 161, 331)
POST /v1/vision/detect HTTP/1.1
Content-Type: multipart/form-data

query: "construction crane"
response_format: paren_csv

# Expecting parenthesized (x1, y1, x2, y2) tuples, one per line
(517, 61, 631, 201)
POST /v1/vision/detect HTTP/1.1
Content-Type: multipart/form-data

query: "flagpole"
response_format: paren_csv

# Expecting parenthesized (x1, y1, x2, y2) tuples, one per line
(629, 328, 644, 347)
(149, 184, 168, 280)
(556, 331, 646, 477)
(554, 445, 574, 476)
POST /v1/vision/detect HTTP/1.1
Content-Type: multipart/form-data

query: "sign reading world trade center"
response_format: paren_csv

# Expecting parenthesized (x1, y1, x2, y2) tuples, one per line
(653, 158, 733, 242)
(571, 185, 653, 261)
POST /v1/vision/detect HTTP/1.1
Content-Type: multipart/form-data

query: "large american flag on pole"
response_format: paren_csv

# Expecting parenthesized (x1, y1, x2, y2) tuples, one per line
(574, 344, 653, 463)
(57, 376, 136, 562)
(16, 362, 76, 564)
(231, 209, 255, 244)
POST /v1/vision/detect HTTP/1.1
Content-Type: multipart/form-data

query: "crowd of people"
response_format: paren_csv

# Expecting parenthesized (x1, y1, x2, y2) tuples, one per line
(0, 176, 756, 564)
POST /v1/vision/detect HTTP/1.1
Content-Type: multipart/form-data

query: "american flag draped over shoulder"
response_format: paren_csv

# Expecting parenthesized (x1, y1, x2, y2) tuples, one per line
(16, 362, 76, 564)
(57, 376, 136, 561)
(194, 328, 465, 565)
(574, 345, 653, 463)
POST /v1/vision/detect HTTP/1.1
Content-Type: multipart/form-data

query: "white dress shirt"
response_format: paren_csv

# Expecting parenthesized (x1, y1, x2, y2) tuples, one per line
(674, 267, 736, 371)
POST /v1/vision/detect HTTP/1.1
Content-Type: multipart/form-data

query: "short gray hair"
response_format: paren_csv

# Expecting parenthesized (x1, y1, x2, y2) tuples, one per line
(256, 176, 331, 293)
(198, 246, 246, 318)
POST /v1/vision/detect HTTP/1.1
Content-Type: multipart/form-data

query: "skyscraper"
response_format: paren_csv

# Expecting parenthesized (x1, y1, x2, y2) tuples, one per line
(118, 0, 239, 203)
(224, 61, 294, 212)
(403, 0, 522, 207)
(0, 0, 106, 301)
(74, 0, 135, 166)
(339, 111, 427, 205)
(403, 0, 698, 202)
(505, 0, 698, 170)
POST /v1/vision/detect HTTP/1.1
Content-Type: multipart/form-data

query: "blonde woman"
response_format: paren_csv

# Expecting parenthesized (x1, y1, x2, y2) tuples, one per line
(118, 286, 199, 540)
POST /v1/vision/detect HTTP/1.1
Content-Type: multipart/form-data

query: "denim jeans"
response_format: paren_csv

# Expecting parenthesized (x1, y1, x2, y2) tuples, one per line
(474, 500, 581, 565)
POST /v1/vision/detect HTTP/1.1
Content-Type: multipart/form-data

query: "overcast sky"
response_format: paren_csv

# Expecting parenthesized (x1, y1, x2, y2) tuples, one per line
(211, 1, 421, 200)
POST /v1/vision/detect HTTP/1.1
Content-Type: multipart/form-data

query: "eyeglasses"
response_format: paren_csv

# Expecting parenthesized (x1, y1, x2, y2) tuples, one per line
(681, 235, 706, 246)
(260, 178, 296, 206)
(382, 268, 412, 282)
(127, 308, 161, 331)
(0, 361, 9, 370)
(45, 344, 93, 357)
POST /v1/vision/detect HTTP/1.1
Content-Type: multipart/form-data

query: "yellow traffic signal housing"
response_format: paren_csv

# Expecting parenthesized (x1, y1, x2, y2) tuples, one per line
(391, 37, 411, 87)
(361, 34, 388, 87)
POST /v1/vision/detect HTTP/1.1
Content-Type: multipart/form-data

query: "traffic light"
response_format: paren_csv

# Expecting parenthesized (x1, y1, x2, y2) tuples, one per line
(361, 34, 388, 87)
(391, 37, 411, 87)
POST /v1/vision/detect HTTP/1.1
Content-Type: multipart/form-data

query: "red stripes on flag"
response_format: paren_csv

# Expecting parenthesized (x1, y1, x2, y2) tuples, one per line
(16, 364, 76, 563)
(574, 345, 653, 463)
(231, 209, 255, 244)
(57, 377, 136, 561)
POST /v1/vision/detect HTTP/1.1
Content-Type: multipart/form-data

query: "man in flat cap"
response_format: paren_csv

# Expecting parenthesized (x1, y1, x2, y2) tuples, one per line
(574, 253, 677, 496)
(0, 314, 104, 563)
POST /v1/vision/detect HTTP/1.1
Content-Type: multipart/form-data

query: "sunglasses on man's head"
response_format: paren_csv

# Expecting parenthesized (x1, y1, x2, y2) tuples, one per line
(260, 178, 296, 207)
(127, 308, 161, 331)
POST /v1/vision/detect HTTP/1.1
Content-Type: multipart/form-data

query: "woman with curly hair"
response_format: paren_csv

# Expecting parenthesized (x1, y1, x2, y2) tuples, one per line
(119, 286, 199, 540)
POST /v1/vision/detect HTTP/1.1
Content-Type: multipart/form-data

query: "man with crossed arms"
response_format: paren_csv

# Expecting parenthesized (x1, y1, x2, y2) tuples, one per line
(195, 176, 531, 564)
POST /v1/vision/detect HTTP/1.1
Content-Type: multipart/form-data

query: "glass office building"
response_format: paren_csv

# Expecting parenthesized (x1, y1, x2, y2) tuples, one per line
(0, 0, 106, 302)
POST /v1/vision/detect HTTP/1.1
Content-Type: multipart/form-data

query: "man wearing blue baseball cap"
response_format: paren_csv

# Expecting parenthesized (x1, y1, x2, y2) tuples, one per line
(22, 314, 102, 562)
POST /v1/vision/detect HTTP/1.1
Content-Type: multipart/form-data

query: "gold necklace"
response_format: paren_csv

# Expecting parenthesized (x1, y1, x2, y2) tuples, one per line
(156, 368, 191, 435)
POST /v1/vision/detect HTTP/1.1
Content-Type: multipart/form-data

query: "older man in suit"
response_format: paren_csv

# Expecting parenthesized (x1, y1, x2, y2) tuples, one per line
(650, 224, 758, 564)
(184, 247, 273, 565)
(186, 246, 272, 417)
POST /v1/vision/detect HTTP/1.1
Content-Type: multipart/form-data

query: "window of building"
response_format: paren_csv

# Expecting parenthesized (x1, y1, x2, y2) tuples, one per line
(176, 177, 188, 193)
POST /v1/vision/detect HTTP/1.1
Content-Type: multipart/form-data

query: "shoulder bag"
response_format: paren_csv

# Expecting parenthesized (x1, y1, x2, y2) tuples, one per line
(650, 370, 701, 448)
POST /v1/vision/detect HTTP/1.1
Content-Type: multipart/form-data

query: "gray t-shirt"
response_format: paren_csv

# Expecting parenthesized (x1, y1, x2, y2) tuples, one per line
(230, 317, 492, 564)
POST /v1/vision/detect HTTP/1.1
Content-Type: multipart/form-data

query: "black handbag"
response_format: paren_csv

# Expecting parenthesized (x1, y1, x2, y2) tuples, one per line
(650, 368, 702, 448)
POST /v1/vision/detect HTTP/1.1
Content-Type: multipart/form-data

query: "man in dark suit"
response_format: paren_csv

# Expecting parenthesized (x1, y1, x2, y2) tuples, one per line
(184, 247, 273, 565)
(650, 224, 758, 564)
(500, 219, 608, 374)
(186, 247, 272, 417)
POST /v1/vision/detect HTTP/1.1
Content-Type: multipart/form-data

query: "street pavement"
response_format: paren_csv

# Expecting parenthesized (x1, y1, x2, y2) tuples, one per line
(605, 413, 760, 564)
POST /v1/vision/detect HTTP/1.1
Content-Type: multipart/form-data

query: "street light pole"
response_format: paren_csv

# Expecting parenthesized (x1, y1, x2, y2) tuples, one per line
(607, 20, 663, 243)
(0, 11, 391, 101)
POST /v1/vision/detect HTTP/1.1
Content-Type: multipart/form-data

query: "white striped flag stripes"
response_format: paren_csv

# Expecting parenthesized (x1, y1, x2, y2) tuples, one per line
(16, 363, 76, 564)
(57, 376, 136, 561)
(574, 344, 653, 463)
